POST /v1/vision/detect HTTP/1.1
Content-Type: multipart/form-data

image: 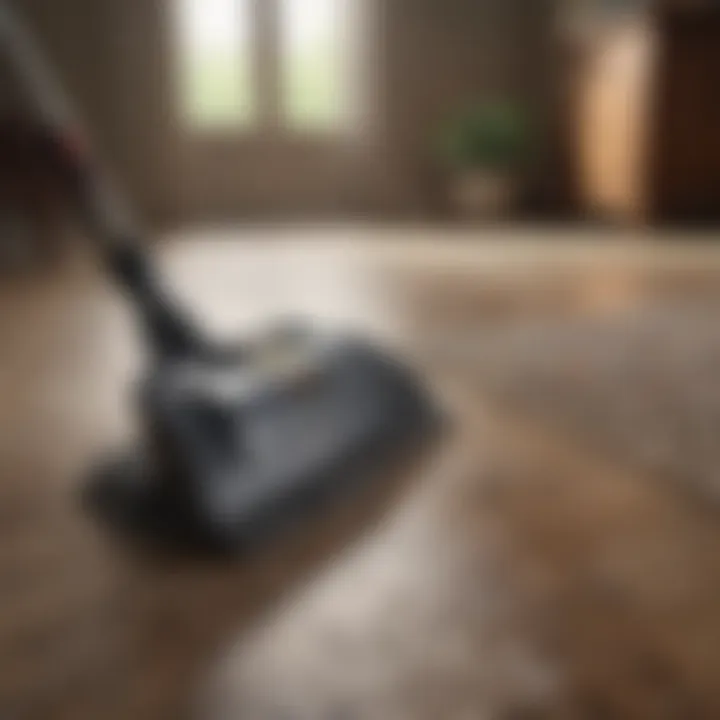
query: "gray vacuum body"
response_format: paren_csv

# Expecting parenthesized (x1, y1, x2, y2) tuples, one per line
(88, 327, 439, 551)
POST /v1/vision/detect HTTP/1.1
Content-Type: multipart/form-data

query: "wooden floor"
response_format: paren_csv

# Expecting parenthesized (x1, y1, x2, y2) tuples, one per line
(3, 228, 720, 719)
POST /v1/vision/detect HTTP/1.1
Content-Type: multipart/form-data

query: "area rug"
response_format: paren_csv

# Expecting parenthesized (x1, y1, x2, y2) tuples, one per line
(438, 302, 720, 501)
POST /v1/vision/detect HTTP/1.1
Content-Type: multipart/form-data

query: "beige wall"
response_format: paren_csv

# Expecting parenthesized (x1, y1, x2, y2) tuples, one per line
(8, 0, 556, 223)
(381, 0, 556, 215)
(5, 0, 170, 221)
(8, 0, 117, 152)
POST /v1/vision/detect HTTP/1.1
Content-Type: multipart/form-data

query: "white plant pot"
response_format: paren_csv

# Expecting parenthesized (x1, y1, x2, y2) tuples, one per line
(453, 171, 517, 220)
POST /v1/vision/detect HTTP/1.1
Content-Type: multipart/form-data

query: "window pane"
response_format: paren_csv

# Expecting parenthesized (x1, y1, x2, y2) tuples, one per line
(281, 0, 345, 130)
(176, 0, 254, 128)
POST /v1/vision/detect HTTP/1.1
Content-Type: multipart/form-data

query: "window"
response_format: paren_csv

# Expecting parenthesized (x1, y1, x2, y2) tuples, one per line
(281, 0, 344, 130)
(176, 0, 255, 128)
(175, 0, 354, 133)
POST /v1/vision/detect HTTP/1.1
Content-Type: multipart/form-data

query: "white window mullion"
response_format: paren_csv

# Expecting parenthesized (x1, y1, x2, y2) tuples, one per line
(255, 0, 281, 131)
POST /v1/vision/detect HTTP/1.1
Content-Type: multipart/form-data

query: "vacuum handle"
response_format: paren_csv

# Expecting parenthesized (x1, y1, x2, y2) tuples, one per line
(0, 0, 133, 235)
(0, 0, 204, 359)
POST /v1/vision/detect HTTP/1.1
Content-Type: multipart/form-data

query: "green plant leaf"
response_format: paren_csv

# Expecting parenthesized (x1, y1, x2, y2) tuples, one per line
(438, 100, 531, 172)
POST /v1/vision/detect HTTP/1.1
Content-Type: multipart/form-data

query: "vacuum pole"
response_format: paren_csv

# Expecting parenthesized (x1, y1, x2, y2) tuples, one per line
(0, 0, 205, 359)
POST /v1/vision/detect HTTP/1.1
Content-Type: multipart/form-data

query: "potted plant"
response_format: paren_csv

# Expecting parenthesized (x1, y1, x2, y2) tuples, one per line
(439, 100, 531, 219)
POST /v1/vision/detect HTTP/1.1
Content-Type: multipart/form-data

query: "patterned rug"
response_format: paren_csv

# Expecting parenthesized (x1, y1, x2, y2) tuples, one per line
(436, 301, 720, 501)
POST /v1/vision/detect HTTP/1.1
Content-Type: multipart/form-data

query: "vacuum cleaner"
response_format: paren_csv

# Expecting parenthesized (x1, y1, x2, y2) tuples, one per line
(0, 2, 440, 552)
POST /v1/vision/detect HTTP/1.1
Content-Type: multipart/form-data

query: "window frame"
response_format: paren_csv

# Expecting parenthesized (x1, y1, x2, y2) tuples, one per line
(170, 0, 358, 139)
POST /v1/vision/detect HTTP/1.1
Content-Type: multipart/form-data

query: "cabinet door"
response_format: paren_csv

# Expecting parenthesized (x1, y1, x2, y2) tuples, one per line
(652, 10, 720, 222)
(577, 21, 655, 222)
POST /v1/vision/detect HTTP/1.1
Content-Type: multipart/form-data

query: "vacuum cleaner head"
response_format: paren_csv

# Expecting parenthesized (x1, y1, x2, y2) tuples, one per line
(86, 325, 440, 553)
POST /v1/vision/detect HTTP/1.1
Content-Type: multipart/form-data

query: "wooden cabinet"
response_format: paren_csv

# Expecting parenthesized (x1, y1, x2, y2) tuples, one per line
(576, 18, 655, 222)
(651, 7, 720, 221)
(572, 5, 720, 224)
